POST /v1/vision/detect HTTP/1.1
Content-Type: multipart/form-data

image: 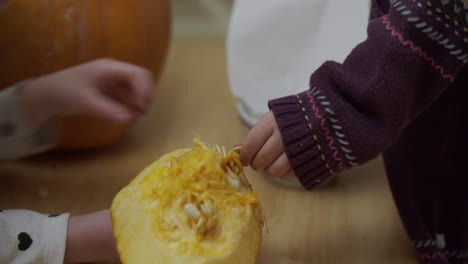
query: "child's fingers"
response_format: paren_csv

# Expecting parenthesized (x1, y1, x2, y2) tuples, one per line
(239, 112, 275, 166)
(94, 59, 154, 109)
(250, 130, 283, 171)
(84, 94, 135, 123)
(280, 168, 297, 180)
(264, 152, 291, 178)
(123, 66, 154, 109)
(102, 84, 144, 114)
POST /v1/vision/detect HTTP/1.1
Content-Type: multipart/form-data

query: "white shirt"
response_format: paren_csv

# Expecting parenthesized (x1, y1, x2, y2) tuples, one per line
(0, 82, 68, 264)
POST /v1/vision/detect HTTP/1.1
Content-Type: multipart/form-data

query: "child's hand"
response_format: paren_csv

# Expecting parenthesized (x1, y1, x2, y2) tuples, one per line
(237, 111, 296, 179)
(19, 58, 154, 125)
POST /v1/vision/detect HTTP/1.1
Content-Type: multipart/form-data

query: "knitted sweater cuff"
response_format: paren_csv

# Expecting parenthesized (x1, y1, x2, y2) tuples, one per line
(268, 91, 346, 190)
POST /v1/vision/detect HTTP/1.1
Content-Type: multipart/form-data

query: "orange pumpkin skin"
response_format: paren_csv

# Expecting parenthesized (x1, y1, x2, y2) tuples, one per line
(0, 0, 171, 150)
(55, 116, 133, 150)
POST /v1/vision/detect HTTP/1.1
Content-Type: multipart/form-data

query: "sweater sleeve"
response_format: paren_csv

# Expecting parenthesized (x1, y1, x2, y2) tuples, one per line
(0, 81, 58, 159)
(0, 210, 69, 264)
(269, 0, 468, 190)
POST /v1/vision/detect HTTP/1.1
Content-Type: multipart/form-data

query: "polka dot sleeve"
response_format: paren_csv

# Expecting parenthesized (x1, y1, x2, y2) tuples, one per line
(0, 209, 70, 264)
(0, 81, 58, 159)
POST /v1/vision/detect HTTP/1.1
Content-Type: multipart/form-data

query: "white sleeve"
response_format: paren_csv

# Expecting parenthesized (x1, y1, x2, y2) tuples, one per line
(0, 81, 58, 159)
(0, 210, 69, 264)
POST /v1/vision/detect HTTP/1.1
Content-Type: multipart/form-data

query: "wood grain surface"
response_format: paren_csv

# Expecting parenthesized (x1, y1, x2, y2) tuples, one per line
(0, 39, 418, 264)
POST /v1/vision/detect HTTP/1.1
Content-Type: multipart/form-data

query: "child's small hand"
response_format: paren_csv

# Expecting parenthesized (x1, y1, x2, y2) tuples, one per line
(237, 111, 296, 179)
(20, 58, 154, 125)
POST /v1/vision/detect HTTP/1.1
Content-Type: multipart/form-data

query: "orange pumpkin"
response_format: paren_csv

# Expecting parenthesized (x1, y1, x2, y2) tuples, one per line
(0, 0, 171, 149)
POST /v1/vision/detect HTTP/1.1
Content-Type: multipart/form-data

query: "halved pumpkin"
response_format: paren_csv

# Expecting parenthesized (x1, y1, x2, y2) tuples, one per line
(111, 139, 264, 264)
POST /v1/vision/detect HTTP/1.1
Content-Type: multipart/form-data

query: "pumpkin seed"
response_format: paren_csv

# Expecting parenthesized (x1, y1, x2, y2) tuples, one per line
(221, 146, 227, 156)
(214, 145, 221, 154)
(227, 176, 240, 189)
(168, 241, 179, 248)
(226, 167, 237, 178)
(196, 216, 204, 226)
(226, 167, 240, 189)
(201, 200, 213, 215)
(184, 203, 201, 219)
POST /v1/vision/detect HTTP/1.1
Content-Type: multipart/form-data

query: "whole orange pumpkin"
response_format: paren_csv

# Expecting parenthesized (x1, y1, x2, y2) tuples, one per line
(0, 0, 171, 150)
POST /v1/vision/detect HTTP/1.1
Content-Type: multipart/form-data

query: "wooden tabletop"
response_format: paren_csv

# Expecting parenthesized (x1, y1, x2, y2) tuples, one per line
(0, 39, 418, 264)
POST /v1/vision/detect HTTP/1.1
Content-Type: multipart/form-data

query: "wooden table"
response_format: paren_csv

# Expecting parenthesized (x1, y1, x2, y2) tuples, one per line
(0, 39, 419, 264)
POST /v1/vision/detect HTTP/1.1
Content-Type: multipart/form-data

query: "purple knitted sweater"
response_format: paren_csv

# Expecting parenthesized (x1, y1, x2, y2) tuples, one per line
(268, 0, 468, 263)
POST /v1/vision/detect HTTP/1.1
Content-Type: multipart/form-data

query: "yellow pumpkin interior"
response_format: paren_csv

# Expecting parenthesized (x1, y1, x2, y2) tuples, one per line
(111, 139, 264, 264)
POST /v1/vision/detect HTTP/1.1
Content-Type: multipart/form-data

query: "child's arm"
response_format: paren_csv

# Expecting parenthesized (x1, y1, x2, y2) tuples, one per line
(0, 58, 154, 159)
(0, 209, 118, 263)
(0, 81, 57, 159)
(0, 210, 69, 263)
(0, 59, 154, 261)
(64, 210, 119, 263)
(239, 0, 468, 189)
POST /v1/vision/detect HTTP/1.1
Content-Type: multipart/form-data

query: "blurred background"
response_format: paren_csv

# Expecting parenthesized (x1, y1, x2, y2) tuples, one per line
(172, 0, 233, 38)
